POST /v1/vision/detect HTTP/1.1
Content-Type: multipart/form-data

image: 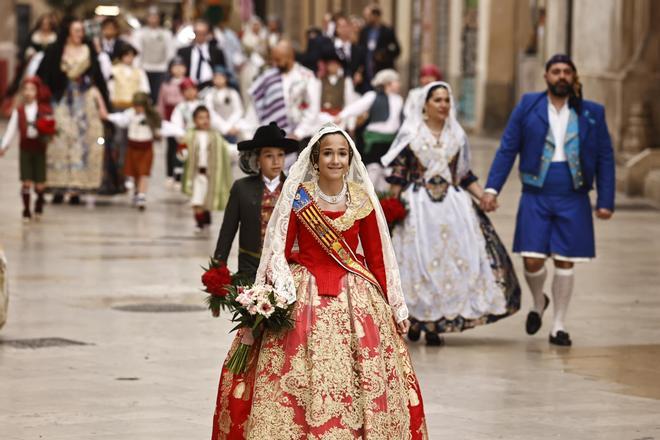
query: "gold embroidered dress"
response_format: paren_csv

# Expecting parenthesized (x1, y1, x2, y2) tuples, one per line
(211, 182, 428, 438)
(212, 144, 428, 440)
(46, 45, 105, 192)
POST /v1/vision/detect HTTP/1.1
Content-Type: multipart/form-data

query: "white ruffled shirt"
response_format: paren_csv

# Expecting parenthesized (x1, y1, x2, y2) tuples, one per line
(1, 102, 38, 151)
(548, 100, 569, 162)
(263, 174, 281, 193)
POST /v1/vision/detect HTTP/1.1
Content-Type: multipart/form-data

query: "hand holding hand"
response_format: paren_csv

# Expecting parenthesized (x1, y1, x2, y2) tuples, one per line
(396, 319, 410, 335)
(595, 208, 613, 220)
(480, 193, 499, 212)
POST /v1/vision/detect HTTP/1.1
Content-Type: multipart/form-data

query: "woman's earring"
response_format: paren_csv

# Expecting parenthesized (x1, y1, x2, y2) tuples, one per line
(312, 164, 319, 180)
(422, 109, 428, 121)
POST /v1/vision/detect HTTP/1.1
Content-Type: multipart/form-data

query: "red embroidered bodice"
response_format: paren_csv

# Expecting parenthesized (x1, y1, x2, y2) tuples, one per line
(285, 209, 388, 297)
(260, 183, 283, 246)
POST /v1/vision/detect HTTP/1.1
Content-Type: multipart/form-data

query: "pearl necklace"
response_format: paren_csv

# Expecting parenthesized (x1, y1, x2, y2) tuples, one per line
(316, 182, 348, 205)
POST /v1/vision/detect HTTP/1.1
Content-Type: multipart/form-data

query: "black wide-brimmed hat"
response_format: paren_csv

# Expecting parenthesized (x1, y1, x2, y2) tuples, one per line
(237, 121, 299, 154)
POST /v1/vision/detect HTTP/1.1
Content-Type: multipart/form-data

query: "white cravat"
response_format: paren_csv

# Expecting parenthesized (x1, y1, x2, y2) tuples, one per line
(262, 174, 281, 192)
(334, 38, 351, 60)
(190, 43, 213, 84)
(548, 100, 570, 162)
(102, 38, 115, 54)
(24, 102, 39, 139)
(196, 130, 209, 168)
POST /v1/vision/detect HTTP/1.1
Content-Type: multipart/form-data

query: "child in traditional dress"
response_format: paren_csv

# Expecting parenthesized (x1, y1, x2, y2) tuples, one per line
(108, 44, 150, 192)
(170, 77, 203, 134)
(106, 92, 161, 210)
(317, 49, 359, 130)
(157, 56, 186, 187)
(213, 121, 298, 283)
(179, 106, 233, 232)
(203, 66, 243, 143)
(0, 76, 55, 221)
(108, 44, 150, 111)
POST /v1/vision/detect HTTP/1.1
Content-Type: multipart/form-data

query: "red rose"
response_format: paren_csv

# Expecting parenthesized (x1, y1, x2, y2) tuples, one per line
(202, 264, 232, 297)
(36, 117, 56, 136)
(380, 197, 407, 224)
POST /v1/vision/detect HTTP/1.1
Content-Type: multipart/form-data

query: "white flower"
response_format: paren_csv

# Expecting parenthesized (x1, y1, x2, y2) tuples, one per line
(247, 304, 258, 315)
(257, 301, 275, 318)
(274, 295, 288, 309)
(236, 292, 253, 307)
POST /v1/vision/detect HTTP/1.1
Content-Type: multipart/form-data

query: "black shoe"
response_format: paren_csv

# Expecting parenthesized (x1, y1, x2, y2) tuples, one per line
(525, 294, 550, 335)
(407, 319, 421, 342)
(549, 331, 572, 347)
(52, 193, 64, 204)
(35, 200, 44, 215)
(69, 195, 81, 205)
(194, 212, 205, 229)
(425, 331, 444, 346)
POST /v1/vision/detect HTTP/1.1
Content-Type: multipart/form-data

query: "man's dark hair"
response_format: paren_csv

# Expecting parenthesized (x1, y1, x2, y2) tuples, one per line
(101, 17, 119, 29)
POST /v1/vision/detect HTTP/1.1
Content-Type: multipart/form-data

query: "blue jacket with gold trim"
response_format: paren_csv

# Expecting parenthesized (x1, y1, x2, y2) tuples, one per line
(485, 92, 616, 211)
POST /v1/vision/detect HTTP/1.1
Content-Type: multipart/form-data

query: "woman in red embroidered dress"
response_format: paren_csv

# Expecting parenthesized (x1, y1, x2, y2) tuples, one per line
(211, 124, 428, 439)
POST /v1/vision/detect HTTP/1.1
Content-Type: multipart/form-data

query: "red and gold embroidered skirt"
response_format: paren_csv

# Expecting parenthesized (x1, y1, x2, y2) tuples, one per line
(211, 265, 428, 439)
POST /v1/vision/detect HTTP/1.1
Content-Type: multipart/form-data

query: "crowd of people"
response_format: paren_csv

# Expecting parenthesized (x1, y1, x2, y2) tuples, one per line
(1, 4, 420, 227)
(1, 4, 616, 438)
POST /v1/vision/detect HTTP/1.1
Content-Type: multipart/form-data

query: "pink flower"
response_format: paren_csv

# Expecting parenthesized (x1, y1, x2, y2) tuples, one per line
(247, 304, 258, 315)
(257, 301, 275, 318)
(236, 292, 253, 307)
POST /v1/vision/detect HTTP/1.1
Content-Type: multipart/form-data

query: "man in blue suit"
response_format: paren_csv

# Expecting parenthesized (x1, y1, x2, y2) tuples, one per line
(480, 54, 615, 346)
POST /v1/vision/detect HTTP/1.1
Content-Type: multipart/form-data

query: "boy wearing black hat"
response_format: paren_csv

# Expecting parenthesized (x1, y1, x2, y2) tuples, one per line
(481, 54, 615, 346)
(212, 122, 298, 282)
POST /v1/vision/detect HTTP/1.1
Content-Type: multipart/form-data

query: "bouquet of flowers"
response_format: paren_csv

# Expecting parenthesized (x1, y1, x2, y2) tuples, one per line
(221, 284, 295, 373)
(378, 193, 408, 230)
(201, 258, 295, 374)
(201, 258, 234, 317)
(35, 115, 56, 136)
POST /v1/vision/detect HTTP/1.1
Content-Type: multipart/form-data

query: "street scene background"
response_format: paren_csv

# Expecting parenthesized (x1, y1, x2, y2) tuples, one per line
(1, 0, 659, 438)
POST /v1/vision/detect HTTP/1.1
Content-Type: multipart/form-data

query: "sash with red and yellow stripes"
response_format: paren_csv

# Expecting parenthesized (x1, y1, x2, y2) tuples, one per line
(292, 185, 382, 292)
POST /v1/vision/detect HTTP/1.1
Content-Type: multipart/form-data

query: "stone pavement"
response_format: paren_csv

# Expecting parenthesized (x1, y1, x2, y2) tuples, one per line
(1, 134, 659, 439)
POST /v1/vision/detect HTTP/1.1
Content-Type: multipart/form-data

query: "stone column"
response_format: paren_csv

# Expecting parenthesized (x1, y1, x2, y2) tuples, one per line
(394, 0, 412, 93)
(446, 0, 464, 96)
(477, 0, 519, 132)
(544, 0, 571, 56)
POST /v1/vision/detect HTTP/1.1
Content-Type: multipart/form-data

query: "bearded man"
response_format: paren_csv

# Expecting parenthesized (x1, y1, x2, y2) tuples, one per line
(480, 54, 615, 347)
(249, 40, 320, 144)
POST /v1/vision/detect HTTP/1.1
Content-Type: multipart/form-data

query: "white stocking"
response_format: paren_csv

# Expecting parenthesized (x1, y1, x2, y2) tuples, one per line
(524, 266, 547, 314)
(551, 267, 574, 336)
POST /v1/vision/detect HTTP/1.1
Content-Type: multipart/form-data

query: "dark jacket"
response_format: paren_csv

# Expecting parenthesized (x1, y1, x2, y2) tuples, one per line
(213, 175, 271, 279)
(485, 92, 616, 211)
(37, 39, 110, 109)
(358, 25, 401, 74)
(176, 41, 226, 87)
(102, 37, 131, 63)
